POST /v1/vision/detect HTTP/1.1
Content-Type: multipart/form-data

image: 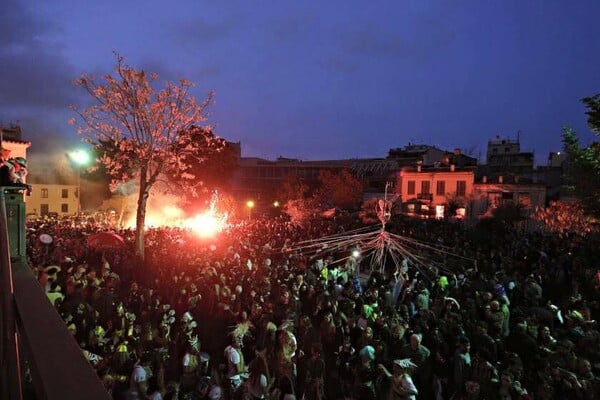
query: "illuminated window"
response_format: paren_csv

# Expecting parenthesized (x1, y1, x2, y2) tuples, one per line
(41, 188, 49, 198)
(61, 189, 68, 198)
(421, 181, 431, 194)
(407, 181, 415, 195)
(435, 205, 445, 219)
(456, 181, 466, 197)
(436, 181, 445, 196)
(407, 203, 415, 213)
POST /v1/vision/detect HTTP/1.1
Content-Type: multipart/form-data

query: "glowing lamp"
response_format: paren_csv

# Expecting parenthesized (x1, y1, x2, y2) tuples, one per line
(352, 249, 361, 258)
(246, 200, 255, 220)
(68, 149, 91, 214)
(69, 149, 90, 166)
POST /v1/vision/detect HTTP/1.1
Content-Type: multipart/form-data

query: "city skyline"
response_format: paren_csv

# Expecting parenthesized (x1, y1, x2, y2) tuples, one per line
(1, 0, 600, 165)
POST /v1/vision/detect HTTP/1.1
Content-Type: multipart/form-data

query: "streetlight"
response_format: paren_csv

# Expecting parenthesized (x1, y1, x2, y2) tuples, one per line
(68, 149, 90, 215)
(246, 200, 255, 220)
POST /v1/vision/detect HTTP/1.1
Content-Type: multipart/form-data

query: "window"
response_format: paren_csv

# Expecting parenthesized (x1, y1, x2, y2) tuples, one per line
(421, 180, 431, 194)
(61, 189, 68, 198)
(456, 180, 466, 197)
(518, 193, 531, 208)
(436, 181, 445, 196)
(61, 204, 69, 213)
(40, 204, 49, 215)
(407, 180, 415, 195)
(488, 192, 501, 207)
(41, 188, 49, 198)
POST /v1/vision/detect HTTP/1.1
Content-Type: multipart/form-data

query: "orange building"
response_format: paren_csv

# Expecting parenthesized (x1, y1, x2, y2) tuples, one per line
(1, 125, 31, 170)
(397, 164, 475, 219)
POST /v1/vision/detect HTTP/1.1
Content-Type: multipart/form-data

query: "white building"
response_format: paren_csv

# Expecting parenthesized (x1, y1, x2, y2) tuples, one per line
(26, 183, 79, 216)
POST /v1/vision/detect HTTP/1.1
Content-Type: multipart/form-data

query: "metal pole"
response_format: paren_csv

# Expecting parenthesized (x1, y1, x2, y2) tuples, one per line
(77, 168, 81, 215)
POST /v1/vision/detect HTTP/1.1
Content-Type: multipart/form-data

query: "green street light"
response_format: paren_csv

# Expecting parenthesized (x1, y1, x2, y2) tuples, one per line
(68, 149, 91, 215)
(70, 149, 90, 166)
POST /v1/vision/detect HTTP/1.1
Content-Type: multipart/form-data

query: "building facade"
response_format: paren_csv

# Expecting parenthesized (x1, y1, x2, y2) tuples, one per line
(388, 144, 447, 167)
(397, 165, 476, 218)
(26, 183, 79, 216)
(230, 156, 354, 204)
(1, 125, 32, 175)
(471, 175, 546, 224)
(486, 136, 534, 173)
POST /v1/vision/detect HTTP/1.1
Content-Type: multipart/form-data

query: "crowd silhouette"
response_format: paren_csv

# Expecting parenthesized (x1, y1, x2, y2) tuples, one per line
(26, 213, 600, 399)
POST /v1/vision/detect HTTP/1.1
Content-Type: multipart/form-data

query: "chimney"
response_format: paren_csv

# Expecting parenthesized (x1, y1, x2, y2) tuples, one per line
(498, 176, 503, 184)
(482, 176, 487, 183)
(450, 164, 455, 172)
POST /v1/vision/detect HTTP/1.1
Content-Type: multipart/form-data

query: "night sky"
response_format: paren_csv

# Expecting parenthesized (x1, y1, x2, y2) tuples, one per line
(2, 0, 599, 165)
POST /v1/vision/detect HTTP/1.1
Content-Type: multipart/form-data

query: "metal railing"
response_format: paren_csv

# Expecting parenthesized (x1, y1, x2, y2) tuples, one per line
(0, 186, 111, 400)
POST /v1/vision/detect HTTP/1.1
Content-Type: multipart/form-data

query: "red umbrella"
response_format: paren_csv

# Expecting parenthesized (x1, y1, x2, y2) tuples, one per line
(87, 232, 125, 250)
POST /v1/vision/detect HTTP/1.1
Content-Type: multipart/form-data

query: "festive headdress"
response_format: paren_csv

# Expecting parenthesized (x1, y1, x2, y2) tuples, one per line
(393, 358, 417, 369)
(188, 334, 200, 352)
(230, 321, 251, 343)
(444, 297, 461, 310)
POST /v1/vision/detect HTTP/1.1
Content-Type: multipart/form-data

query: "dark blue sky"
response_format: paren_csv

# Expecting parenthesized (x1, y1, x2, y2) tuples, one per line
(1, 0, 599, 165)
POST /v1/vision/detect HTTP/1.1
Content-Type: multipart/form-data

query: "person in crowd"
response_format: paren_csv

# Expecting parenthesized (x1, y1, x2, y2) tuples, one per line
(377, 358, 418, 400)
(245, 355, 270, 400)
(453, 336, 472, 396)
(224, 322, 249, 392)
(303, 343, 326, 400)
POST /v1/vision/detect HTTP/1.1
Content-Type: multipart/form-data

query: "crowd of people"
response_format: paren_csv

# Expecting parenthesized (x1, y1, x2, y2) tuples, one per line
(25, 212, 600, 399)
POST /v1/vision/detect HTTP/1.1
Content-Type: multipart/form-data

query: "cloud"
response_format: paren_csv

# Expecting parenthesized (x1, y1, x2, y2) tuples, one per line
(0, 0, 82, 160)
(0, 0, 77, 110)
(167, 12, 244, 46)
(326, 4, 458, 72)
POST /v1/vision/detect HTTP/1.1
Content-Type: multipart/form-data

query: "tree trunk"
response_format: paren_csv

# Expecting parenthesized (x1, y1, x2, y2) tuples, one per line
(135, 171, 150, 261)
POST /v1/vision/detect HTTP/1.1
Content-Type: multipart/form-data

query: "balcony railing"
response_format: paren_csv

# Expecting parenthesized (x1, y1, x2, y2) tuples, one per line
(416, 192, 433, 201)
(0, 186, 111, 400)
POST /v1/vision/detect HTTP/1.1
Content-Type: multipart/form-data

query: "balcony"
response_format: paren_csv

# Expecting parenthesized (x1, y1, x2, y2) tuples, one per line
(416, 193, 433, 201)
(0, 187, 111, 400)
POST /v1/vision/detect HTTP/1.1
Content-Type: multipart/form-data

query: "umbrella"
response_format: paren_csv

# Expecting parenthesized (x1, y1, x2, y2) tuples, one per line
(39, 233, 53, 244)
(88, 232, 125, 250)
